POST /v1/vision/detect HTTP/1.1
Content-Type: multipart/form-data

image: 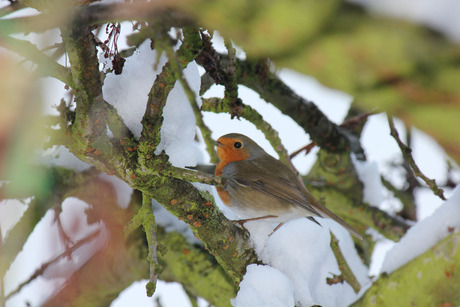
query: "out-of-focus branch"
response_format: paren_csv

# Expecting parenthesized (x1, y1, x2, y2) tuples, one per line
(387, 115, 446, 200)
(0, 2, 193, 35)
(0, 167, 100, 275)
(0, 36, 72, 85)
(5, 230, 101, 300)
(0, 1, 25, 18)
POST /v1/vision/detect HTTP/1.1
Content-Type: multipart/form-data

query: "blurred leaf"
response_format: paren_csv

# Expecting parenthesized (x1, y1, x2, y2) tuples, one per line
(186, 0, 340, 57)
(0, 54, 49, 197)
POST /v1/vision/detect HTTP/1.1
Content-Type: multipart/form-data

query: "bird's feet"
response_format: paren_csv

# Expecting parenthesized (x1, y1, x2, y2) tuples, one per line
(231, 215, 279, 232)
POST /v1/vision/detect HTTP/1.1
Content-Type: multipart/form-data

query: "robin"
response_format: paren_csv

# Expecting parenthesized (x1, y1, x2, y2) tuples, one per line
(215, 133, 362, 240)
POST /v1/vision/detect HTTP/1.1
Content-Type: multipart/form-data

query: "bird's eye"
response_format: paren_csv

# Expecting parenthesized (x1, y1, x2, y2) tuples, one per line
(234, 141, 242, 149)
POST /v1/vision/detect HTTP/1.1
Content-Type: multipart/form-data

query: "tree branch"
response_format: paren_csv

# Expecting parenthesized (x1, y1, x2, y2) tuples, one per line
(139, 193, 160, 296)
(197, 52, 364, 156)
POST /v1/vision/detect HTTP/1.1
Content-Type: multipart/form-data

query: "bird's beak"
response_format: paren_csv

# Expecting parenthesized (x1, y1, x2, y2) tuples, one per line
(215, 140, 223, 147)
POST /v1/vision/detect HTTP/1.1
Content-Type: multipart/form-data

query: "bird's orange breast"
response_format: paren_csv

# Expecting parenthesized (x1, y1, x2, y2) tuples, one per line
(215, 137, 250, 206)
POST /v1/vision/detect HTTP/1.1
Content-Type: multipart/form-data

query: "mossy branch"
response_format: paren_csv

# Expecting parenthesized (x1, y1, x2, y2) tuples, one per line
(196, 52, 365, 157)
(130, 174, 257, 284)
(139, 193, 161, 296)
(223, 38, 239, 104)
(159, 166, 224, 186)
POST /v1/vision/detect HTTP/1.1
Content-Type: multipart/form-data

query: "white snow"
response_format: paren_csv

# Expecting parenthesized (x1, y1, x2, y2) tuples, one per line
(0, 198, 29, 241)
(232, 264, 295, 307)
(367, 234, 395, 276)
(352, 156, 385, 207)
(103, 39, 202, 168)
(239, 218, 370, 307)
(155, 61, 202, 168)
(40, 145, 92, 171)
(103, 40, 168, 138)
(278, 69, 353, 125)
(414, 188, 444, 221)
(112, 280, 209, 307)
(381, 186, 460, 274)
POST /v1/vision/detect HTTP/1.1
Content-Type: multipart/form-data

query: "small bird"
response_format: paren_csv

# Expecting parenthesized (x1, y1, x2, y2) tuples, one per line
(215, 133, 362, 240)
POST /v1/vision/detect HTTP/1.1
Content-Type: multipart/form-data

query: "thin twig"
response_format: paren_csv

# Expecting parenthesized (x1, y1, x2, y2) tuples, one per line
(290, 111, 376, 159)
(387, 114, 446, 200)
(290, 142, 317, 159)
(329, 232, 361, 293)
(340, 110, 376, 130)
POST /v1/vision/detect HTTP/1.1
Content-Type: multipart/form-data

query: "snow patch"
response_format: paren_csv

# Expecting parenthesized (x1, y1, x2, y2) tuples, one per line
(381, 186, 460, 274)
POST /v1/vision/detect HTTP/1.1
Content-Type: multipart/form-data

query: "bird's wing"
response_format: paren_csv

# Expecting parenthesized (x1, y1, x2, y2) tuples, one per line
(225, 159, 322, 216)
(225, 159, 363, 240)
